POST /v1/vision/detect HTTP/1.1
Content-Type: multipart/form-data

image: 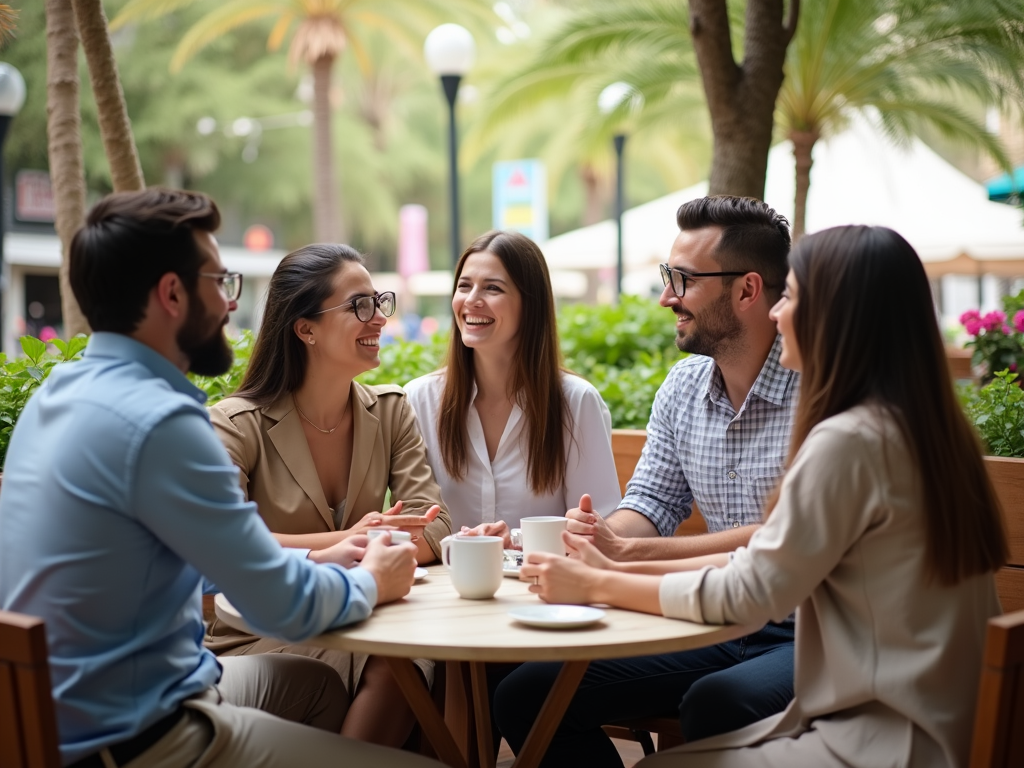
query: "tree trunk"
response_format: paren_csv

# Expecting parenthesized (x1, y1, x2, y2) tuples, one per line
(689, 0, 799, 199)
(45, 0, 90, 337)
(579, 163, 605, 225)
(790, 129, 818, 241)
(311, 54, 343, 243)
(71, 0, 144, 192)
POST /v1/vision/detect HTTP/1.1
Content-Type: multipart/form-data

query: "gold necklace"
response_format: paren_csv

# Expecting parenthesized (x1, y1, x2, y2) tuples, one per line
(295, 404, 341, 434)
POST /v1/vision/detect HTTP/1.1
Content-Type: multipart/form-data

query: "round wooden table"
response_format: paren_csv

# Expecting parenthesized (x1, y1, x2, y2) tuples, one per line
(215, 565, 756, 768)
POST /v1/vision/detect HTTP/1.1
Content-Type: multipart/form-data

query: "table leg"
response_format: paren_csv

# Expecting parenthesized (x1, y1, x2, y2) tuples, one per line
(511, 660, 590, 768)
(469, 662, 496, 768)
(384, 657, 468, 768)
(446, 661, 478, 767)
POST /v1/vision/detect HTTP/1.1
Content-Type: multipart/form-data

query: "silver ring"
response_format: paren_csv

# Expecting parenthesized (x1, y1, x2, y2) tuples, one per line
(532, 576, 539, 586)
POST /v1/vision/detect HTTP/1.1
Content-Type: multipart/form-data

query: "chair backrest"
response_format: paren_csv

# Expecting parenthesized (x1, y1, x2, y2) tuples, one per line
(971, 609, 1024, 768)
(0, 610, 61, 768)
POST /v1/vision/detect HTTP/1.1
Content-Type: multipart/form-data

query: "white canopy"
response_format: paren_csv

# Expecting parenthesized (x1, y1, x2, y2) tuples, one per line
(541, 116, 1024, 284)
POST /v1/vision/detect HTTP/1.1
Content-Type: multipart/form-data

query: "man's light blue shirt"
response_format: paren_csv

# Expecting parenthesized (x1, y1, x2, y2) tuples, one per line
(0, 333, 378, 765)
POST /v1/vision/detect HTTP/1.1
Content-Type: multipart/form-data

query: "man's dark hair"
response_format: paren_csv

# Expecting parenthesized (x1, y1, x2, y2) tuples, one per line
(676, 196, 791, 300)
(70, 188, 221, 333)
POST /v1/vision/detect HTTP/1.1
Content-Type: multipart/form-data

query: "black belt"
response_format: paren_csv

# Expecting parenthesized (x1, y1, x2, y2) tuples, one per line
(69, 706, 187, 768)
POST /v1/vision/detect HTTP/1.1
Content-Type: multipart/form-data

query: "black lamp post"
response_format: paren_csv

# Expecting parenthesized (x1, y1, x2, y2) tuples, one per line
(0, 63, 26, 350)
(425, 24, 475, 270)
(599, 82, 636, 303)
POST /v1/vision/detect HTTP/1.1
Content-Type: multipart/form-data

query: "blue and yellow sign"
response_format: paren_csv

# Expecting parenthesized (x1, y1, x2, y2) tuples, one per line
(492, 159, 548, 241)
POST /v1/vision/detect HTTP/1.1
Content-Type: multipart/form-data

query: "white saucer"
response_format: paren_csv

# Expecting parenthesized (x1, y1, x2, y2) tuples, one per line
(502, 566, 522, 579)
(414, 567, 428, 582)
(507, 604, 606, 629)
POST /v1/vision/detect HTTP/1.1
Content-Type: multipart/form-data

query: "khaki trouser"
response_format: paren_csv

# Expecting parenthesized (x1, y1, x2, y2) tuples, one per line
(110, 655, 442, 768)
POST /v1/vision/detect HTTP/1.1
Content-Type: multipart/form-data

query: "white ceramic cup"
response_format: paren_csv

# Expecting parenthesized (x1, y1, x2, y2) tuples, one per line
(441, 535, 503, 600)
(521, 516, 569, 558)
(367, 529, 412, 544)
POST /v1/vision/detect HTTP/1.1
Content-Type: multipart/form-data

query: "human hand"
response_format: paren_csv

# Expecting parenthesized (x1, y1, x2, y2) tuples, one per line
(564, 494, 627, 560)
(308, 534, 369, 569)
(457, 521, 511, 548)
(359, 533, 418, 604)
(562, 530, 619, 571)
(349, 502, 440, 543)
(519, 551, 601, 605)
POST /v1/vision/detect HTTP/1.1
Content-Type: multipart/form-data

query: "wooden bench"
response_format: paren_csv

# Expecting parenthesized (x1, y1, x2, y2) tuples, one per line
(0, 611, 61, 768)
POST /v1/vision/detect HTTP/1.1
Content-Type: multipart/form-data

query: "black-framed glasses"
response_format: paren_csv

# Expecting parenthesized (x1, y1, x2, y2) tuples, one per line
(199, 271, 243, 301)
(314, 291, 397, 322)
(659, 263, 746, 298)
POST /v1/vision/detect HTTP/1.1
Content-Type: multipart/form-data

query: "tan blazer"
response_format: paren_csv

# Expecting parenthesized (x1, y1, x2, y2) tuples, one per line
(208, 382, 451, 558)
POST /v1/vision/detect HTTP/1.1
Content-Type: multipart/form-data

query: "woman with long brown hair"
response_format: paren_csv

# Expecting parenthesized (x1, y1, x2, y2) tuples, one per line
(205, 243, 451, 749)
(512, 225, 1007, 768)
(405, 230, 621, 541)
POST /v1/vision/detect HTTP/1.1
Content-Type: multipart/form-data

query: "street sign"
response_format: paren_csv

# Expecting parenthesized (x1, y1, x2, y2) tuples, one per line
(492, 159, 548, 241)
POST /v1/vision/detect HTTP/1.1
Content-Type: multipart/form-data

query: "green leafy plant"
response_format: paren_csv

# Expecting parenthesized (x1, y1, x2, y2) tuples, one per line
(963, 369, 1024, 458)
(189, 330, 256, 406)
(0, 335, 89, 468)
(356, 334, 447, 388)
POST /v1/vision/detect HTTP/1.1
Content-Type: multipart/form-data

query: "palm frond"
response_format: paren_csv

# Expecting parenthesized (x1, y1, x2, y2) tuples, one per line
(169, 1, 288, 71)
(110, 0, 207, 31)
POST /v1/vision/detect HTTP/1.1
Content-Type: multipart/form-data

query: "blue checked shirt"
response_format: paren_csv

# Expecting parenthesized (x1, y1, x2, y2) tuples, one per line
(622, 336, 798, 536)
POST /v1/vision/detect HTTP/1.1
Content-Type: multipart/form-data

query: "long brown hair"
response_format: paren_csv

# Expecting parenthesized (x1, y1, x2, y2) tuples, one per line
(438, 231, 569, 495)
(235, 243, 364, 406)
(775, 225, 1007, 584)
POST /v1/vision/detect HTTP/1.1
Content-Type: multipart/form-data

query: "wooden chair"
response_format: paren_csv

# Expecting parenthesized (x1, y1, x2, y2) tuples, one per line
(0, 610, 61, 768)
(970, 609, 1024, 767)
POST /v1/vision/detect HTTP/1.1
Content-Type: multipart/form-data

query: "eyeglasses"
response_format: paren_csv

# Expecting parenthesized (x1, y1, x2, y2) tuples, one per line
(314, 291, 397, 323)
(659, 263, 746, 298)
(199, 272, 243, 301)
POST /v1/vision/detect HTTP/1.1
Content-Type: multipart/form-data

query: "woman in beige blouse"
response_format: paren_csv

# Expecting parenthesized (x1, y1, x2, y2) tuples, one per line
(516, 225, 1008, 768)
(207, 243, 452, 749)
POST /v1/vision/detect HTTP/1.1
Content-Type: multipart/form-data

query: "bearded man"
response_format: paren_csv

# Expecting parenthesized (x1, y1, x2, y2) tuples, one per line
(495, 196, 798, 767)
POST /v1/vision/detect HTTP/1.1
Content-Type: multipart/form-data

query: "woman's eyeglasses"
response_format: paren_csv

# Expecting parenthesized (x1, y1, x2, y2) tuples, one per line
(659, 263, 746, 298)
(314, 291, 397, 323)
(199, 272, 243, 301)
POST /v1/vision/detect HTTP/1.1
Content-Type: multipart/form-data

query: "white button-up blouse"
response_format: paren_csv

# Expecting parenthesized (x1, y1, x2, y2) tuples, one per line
(404, 371, 622, 532)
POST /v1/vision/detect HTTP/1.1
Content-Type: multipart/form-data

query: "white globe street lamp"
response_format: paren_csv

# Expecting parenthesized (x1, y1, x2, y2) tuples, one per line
(0, 62, 26, 346)
(425, 24, 476, 268)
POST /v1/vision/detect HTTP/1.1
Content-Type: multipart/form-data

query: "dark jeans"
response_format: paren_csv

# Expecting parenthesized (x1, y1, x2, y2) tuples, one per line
(494, 622, 795, 768)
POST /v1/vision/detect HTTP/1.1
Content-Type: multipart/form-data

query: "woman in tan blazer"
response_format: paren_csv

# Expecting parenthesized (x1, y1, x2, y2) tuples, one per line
(206, 243, 451, 749)
(515, 226, 1008, 768)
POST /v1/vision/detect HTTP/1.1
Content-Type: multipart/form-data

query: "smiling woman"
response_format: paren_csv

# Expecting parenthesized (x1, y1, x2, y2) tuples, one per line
(202, 243, 451, 749)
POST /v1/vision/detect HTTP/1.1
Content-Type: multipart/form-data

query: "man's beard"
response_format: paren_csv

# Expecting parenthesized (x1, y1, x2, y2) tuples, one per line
(178, 288, 234, 377)
(674, 290, 742, 358)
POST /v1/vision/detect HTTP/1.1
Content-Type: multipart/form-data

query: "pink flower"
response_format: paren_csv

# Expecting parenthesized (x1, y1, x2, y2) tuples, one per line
(982, 311, 1007, 332)
(39, 326, 58, 342)
(1011, 363, 1019, 372)
(1004, 325, 1012, 335)
(964, 318, 984, 336)
(1013, 311, 1024, 334)
(960, 309, 981, 325)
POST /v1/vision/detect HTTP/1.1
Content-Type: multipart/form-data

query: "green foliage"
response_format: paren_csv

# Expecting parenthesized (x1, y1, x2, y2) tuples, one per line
(0, 336, 88, 469)
(558, 295, 679, 368)
(188, 330, 256, 406)
(964, 370, 1024, 458)
(356, 335, 448, 387)
(579, 352, 677, 429)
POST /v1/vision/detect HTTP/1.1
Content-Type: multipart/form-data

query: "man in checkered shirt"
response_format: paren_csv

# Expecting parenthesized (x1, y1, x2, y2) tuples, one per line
(495, 196, 797, 767)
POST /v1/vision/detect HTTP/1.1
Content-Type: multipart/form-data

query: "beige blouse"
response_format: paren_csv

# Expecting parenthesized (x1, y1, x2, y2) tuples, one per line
(658, 405, 1001, 768)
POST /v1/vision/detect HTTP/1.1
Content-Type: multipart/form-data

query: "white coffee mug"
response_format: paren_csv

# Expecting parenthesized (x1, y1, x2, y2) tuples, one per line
(367, 529, 412, 544)
(520, 516, 568, 558)
(441, 535, 503, 600)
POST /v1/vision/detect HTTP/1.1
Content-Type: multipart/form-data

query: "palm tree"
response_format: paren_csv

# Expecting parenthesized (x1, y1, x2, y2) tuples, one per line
(779, 0, 1024, 239)
(112, 0, 492, 244)
(476, 0, 796, 201)
(44, 0, 90, 336)
(72, 0, 145, 192)
(470, 1, 710, 224)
